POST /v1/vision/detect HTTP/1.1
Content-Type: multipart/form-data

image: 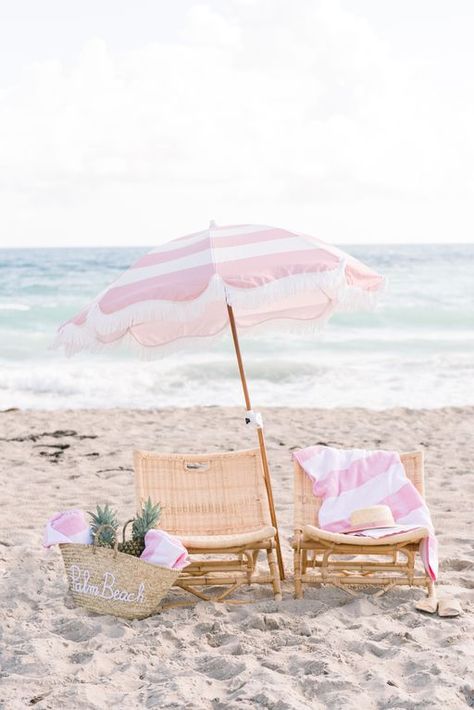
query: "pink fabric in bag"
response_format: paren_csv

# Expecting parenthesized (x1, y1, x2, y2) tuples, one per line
(140, 529, 189, 570)
(44, 509, 92, 547)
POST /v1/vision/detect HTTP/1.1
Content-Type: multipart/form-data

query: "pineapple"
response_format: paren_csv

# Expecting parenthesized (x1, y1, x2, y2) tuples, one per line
(88, 504, 119, 548)
(118, 497, 161, 557)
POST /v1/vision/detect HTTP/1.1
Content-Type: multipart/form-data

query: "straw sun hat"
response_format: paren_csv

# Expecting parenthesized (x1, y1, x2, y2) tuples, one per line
(347, 505, 396, 533)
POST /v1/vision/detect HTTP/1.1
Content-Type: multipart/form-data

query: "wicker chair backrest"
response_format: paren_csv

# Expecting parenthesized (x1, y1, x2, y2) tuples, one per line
(134, 448, 272, 536)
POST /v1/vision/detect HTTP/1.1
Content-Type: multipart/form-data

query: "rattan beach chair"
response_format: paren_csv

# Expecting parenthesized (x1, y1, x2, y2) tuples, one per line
(134, 448, 282, 602)
(292, 451, 435, 600)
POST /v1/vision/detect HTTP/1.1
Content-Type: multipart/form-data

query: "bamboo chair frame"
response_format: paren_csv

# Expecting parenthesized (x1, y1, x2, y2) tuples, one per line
(293, 451, 435, 600)
(134, 448, 282, 603)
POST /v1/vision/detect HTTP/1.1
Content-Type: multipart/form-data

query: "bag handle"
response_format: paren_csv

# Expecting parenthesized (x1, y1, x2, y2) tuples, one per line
(122, 518, 135, 543)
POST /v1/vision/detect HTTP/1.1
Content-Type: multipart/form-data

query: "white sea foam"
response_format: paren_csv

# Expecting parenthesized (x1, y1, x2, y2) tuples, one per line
(0, 303, 30, 311)
(0, 348, 472, 410)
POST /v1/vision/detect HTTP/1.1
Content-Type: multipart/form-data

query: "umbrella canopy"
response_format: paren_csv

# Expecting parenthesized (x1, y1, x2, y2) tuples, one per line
(56, 222, 385, 580)
(56, 222, 384, 354)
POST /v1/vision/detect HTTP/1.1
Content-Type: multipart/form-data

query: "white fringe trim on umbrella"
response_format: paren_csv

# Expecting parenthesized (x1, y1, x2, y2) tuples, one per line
(54, 314, 335, 359)
(55, 263, 385, 356)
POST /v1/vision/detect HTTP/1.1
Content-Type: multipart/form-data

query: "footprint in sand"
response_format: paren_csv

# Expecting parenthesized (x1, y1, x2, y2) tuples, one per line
(243, 613, 266, 631)
(53, 618, 101, 642)
(366, 641, 401, 659)
(460, 684, 474, 707)
(206, 630, 235, 648)
(70, 651, 93, 664)
(197, 655, 246, 680)
(369, 630, 418, 648)
(290, 657, 330, 676)
(101, 620, 127, 638)
(442, 557, 473, 572)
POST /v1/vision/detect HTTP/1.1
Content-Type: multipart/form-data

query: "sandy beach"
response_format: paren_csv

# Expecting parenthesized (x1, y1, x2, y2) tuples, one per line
(0, 405, 473, 709)
(2, 0, 474, 707)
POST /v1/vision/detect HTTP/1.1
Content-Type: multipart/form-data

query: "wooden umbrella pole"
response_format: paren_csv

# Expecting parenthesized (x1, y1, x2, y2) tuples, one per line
(226, 304, 285, 580)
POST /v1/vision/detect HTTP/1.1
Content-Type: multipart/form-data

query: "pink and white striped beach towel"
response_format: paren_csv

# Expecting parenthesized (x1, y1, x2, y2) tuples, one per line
(293, 446, 438, 580)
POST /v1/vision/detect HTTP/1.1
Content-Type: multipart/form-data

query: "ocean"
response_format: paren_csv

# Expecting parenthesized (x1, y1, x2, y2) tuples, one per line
(0, 244, 473, 410)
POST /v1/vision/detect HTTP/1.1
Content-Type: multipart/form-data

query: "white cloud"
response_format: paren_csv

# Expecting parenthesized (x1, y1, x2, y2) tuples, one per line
(0, 0, 473, 246)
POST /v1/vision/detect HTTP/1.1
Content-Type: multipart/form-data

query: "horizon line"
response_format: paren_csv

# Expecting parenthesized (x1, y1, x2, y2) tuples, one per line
(1, 241, 473, 250)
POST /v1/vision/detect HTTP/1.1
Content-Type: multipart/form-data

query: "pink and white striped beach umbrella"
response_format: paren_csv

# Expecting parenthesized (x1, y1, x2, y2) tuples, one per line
(57, 222, 383, 354)
(57, 222, 384, 579)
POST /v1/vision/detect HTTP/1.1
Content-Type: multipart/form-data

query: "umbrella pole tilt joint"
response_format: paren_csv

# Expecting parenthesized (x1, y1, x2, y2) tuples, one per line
(226, 304, 285, 581)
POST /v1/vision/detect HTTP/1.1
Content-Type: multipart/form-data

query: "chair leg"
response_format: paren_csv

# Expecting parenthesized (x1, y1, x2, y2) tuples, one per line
(266, 548, 282, 601)
(243, 551, 254, 584)
(427, 578, 437, 600)
(294, 543, 303, 599)
(406, 550, 415, 585)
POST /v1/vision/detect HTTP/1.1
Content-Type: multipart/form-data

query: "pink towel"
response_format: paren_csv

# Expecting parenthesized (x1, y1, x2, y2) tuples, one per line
(294, 446, 438, 581)
(140, 529, 189, 570)
(44, 509, 92, 547)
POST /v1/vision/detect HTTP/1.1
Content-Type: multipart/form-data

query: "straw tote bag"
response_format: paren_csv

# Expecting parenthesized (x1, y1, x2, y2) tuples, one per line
(59, 525, 179, 619)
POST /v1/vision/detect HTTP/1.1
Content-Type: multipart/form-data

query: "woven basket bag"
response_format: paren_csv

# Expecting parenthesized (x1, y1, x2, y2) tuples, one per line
(59, 525, 179, 619)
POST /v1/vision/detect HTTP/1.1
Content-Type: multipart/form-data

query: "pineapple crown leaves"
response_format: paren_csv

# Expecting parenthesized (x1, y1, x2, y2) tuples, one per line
(88, 503, 119, 546)
(131, 497, 161, 540)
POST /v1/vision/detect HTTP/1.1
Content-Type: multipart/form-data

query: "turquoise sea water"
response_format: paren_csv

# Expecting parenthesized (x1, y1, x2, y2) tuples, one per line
(0, 244, 473, 409)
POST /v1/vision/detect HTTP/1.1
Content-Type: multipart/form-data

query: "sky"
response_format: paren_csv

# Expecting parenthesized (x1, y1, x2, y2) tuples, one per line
(0, 0, 473, 248)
